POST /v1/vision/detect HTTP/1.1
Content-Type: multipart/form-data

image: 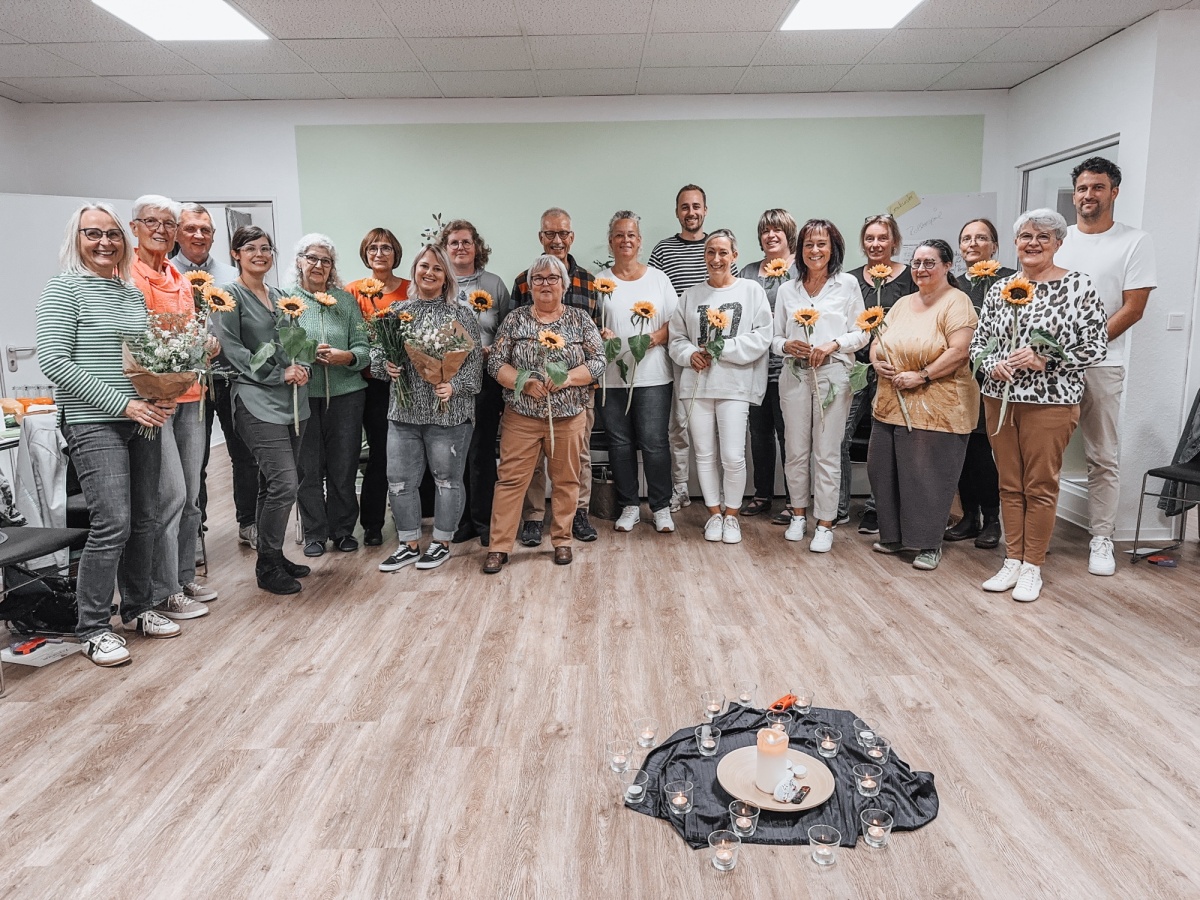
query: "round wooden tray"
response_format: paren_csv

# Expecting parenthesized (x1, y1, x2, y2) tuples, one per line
(715, 746, 836, 812)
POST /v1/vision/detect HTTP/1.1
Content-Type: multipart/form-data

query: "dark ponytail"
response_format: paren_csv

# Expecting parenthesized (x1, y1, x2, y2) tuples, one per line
(914, 238, 957, 286)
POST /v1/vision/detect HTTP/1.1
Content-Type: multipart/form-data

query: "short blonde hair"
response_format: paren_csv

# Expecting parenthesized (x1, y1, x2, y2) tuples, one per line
(60, 203, 134, 282)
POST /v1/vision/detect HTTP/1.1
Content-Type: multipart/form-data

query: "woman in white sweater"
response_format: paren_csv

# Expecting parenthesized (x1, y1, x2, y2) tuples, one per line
(668, 229, 772, 544)
(772, 219, 868, 552)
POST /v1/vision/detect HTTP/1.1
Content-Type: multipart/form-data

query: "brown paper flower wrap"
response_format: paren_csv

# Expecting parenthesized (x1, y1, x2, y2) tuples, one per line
(404, 320, 476, 411)
(122, 345, 199, 438)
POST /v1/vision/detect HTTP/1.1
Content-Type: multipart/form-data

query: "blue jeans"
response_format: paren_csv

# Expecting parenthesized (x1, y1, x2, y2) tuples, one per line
(63, 420, 163, 639)
(235, 399, 305, 554)
(298, 390, 366, 542)
(387, 420, 472, 543)
(153, 400, 206, 598)
(597, 383, 673, 512)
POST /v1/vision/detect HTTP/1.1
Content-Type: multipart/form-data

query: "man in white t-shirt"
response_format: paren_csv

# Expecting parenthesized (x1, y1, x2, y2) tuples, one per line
(1056, 157, 1157, 576)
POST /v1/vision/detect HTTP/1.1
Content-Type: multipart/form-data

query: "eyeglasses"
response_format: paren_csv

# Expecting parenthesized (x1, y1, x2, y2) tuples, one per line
(133, 218, 178, 232)
(447, 240, 474, 249)
(79, 228, 125, 242)
(301, 254, 333, 267)
(366, 245, 394, 256)
(530, 274, 563, 286)
(539, 230, 573, 241)
(1017, 232, 1055, 245)
(910, 259, 943, 270)
(961, 235, 994, 244)
(864, 214, 895, 223)
(239, 245, 274, 256)
(181, 226, 214, 238)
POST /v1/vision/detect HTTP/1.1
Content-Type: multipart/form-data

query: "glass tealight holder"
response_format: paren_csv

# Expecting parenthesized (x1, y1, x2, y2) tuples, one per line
(620, 768, 649, 805)
(700, 691, 725, 721)
(792, 686, 813, 715)
(708, 830, 741, 872)
(606, 739, 632, 774)
(633, 717, 659, 749)
(808, 824, 841, 866)
(852, 716, 879, 748)
(861, 808, 894, 849)
(854, 763, 883, 798)
(864, 735, 891, 765)
(815, 725, 841, 758)
(665, 780, 693, 816)
(695, 724, 721, 757)
(765, 709, 792, 733)
(733, 680, 756, 707)
(729, 800, 760, 838)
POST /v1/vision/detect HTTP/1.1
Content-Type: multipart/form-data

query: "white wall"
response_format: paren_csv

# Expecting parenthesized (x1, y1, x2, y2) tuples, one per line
(0, 96, 25, 192)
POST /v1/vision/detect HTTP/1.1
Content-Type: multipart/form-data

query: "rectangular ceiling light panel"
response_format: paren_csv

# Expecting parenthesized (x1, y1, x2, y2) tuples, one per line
(91, 0, 268, 41)
(780, 0, 927, 31)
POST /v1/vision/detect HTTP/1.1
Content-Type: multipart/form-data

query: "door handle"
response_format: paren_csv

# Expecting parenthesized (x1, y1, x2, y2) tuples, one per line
(6, 345, 36, 372)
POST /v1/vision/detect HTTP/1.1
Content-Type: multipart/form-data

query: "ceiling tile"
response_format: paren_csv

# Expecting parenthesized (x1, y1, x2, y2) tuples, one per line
(1, 76, 146, 102)
(322, 71, 442, 98)
(409, 36, 530, 71)
(0, 79, 49, 102)
(0, 30, 21, 44)
(527, 34, 643, 70)
(0, 0, 145, 42)
(376, 0, 522, 37)
(169, 41, 313, 75)
(650, 0, 792, 32)
(735, 64, 853, 93)
(40, 42, 200, 77)
(899, 0, 1059, 28)
(973, 25, 1123, 62)
(755, 31, 890, 66)
(233, 0, 396, 39)
(108, 74, 247, 101)
(832, 63, 959, 92)
(1028, 0, 1177, 27)
(0, 44, 90, 78)
(283, 38, 422, 73)
(516, 0, 653, 34)
(870, 28, 1010, 64)
(216, 73, 344, 100)
(636, 66, 744, 95)
(432, 70, 536, 97)
(643, 33, 768, 68)
(928, 61, 1052, 90)
(537, 68, 639, 96)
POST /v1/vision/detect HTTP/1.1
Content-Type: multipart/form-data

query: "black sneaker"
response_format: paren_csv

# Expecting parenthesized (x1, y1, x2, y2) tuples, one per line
(363, 529, 384, 546)
(519, 520, 543, 547)
(303, 540, 326, 557)
(858, 510, 879, 534)
(335, 535, 360, 552)
(415, 541, 450, 570)
(573, 508, 598, 542)
(379, 543, 420, 572)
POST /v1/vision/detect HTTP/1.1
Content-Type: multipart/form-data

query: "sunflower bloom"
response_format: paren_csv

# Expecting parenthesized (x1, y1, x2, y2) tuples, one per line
(793, 308, 820, 329)
(764, 258, 789, 279)
(358, 277, 385, 297)
(396, 311, 414, 323)
(866, 264, 893, 282)
(278, 296, 307, 319)
(856, 306, 885, 332)
(203, 286, 236, 312)
(538, 330, 566, 352)
(1001, 276, 1035, 305)
(968, 259, 1001, 279)
(185, 270, 213, 288)
(706, 308, 730, 331)
(595, 277, 616, 296)
(468, 290, 494, 312)
(631, 300, 656, 321)
(314, 292, 338, 307)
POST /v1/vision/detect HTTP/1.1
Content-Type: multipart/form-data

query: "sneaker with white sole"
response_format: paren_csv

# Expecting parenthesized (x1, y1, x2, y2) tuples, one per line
(652, 508, 675, 533)
(1088, 535, 1116, 576)
(1012, 562, 1042, 602)
(182, 581, 218, 602)
(415, 541, 450, 570)
(81, 631, 130, 667)
(703, 513, 724, 542)
(784, 514, 807, 543)
(124, 609, 181, 639)
(156, 592, 209, 620)
(670, 483, 691, 512)
(722, 515, 742, 544)
(614, 506, 640, 532)
(810, 525, 833, 553)
(379, 543, 420, 572)
(238, 523, 257, 547)
(982, 558, 1022, 592)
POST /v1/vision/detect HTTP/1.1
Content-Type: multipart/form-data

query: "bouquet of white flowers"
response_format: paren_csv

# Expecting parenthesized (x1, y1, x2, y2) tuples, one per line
(123, 312, 206, 438)
(405, 320, 475, 412)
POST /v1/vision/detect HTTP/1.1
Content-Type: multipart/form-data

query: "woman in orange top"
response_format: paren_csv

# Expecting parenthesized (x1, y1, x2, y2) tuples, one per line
(129, 194, 218, 625)
(345, 227, 411, 546)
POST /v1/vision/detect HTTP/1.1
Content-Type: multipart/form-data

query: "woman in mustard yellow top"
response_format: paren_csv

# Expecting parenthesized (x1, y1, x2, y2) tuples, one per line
(867, 238, 979, 570)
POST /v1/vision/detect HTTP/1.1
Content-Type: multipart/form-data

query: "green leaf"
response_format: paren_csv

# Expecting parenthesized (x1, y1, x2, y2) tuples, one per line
(279, 323, 318, 364)
(603, 336, 623, 365)
(628, 333, 651, 364)
(970, 336, 999, 377)
(707, 333, 725, 362)
(249, 341, 276, 373)
(616, 359, 630, 384)
(1028, 328, 1066, 360)
(848, 361, 870, 394)
(821, 378, 837, 411)
(785, 357, 804, 382)
(514, 368, 533, 395)
(546, 359, 570, 386)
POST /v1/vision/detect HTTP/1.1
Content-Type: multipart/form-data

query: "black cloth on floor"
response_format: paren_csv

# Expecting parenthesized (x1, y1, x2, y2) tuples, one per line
(627, 704, 938, 848)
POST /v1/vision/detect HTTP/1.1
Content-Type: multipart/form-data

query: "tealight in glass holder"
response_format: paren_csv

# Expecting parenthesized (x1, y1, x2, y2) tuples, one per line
(665, 780, 693, 816)
(808, 824, 841, 867)
(815, 725, 841, 758)
(864, 735, 891, 765)
(620, 769, 649, 805)
(729, 800, 760, 838)
(854, 763, 883, 798)
(695, 724, 721, 757)
(792, 686, 813, 715)
(733, 680, 756, 707)
(606, 739, 632, 774)
(765, 710, 792, 733)
(861, 808, 894, 849)
(633, 717, 659, 749)
(708, 830, 741, 872)
(852, 716, 879, 748)
(700, 691, 725, 721)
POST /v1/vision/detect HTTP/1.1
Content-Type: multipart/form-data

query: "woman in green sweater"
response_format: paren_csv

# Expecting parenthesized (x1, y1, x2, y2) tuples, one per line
(289, 234, 370, 556)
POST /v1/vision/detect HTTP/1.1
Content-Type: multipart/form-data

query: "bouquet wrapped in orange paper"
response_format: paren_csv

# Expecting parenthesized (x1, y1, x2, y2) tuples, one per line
(405, 320, 476, 411)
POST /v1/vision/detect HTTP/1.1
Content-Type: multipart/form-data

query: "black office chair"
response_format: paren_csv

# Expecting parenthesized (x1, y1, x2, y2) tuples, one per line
(1131, 458, 1200, 563)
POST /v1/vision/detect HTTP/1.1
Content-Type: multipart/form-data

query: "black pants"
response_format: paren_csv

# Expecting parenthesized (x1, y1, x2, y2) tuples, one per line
(458, 374, 503, 535)
(298, 391, 366, 542)
(199, 376, 261, 527)
(747, 380, 788, 502)
(360, 377, 435, 532)
(958, 430, 1000, 512)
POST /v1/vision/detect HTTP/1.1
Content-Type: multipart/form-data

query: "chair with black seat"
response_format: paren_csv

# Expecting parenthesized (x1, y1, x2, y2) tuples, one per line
(1131, 387, 1200, 563)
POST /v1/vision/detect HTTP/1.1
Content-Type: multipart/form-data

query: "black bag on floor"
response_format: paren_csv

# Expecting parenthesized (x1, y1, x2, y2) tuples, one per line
(0, 563, 79, 635)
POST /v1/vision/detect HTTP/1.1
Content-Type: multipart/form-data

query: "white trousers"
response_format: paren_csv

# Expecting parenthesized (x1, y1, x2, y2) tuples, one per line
(779, 363, 853, 522)
(689, 398, 750, 510)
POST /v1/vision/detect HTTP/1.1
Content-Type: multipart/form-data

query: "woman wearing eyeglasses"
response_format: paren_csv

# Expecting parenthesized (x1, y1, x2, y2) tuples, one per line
(346, 227, 411, 547)
(289, 234, 370, 559)
(36, 204, 180, 666)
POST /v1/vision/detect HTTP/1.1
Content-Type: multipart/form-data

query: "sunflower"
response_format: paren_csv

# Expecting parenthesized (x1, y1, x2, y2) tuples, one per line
(468, 290, 494, 312)
(793, 307, 820, 329)
(866, 264, 893, 282)
(968, 259, 1001, 279)
(358, 277, 385, 297)
(396, 311, 414, 323)
(314, 292, 338, 307)
(856, 306, 886, 332)
(595, 277, 616, 296)
(705, 308, 730, 331)
(202, 285, 236, 312)
(1001, 276, 1035, 305)
(185, 270, 213, 289)
(538, 330, 566, 352)
(277, 296, 308, 319)
(631, 300, 657, 321)
(764, 258, 790, 279)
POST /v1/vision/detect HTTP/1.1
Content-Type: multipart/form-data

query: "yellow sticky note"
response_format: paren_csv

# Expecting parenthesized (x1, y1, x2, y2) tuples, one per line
(888, 192, 921, 217)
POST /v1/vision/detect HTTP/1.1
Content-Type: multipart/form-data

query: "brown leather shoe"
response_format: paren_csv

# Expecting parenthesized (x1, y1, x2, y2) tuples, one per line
(483, 551, 508, 574)
(553, 546, 573, 566)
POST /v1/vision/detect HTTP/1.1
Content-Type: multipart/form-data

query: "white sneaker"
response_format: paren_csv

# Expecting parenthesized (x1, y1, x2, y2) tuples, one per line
(182, 581, 218, 602)
(703, 513, 724, 542)
(614, 506, 640, 532)
(81, 631, 130, 667)
(784, 514, 807, 542)
(810, 525, 833, 553)
(238, 523, 257, 547)
(1088, 535, 1116, 576)
(982, 558, 1022, 592)
(670, 483, 691, 512)
(124, 609, 182, 639)
(722, 515, 742, 544)
(653, 508, 675, 533)
(156, 592, 209, 620)
(1012, 562, 1043, 602)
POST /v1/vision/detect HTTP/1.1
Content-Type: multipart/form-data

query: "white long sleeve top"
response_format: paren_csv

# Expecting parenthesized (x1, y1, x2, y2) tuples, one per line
(770, 273, 869, 365)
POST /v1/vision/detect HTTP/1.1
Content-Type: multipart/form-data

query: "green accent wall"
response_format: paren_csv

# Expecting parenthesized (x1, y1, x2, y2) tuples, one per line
(296, 115, 983, 283)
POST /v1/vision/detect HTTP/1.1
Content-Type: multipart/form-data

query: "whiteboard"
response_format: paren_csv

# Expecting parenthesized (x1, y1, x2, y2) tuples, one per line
(896, 192, 1000, 275)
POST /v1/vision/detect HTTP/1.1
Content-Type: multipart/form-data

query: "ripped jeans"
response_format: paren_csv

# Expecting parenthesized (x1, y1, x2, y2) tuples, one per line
(386, 420, 473, 543)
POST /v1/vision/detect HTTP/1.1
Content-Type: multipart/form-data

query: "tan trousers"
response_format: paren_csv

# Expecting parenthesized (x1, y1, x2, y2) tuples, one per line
(492, 408, 588, 552)
(985, 397, 1079, 566)
(1079, 366, 1124, 538)
(522, 396, 592, 519)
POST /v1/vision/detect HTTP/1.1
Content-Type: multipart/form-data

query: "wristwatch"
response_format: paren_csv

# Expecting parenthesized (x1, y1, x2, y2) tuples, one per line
(1044, 357, 1060, 373)
(920, 369, 931, 384)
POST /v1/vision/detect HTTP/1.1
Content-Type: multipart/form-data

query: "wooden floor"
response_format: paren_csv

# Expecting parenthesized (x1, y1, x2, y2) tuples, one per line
(2, 448, 1198, 900)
